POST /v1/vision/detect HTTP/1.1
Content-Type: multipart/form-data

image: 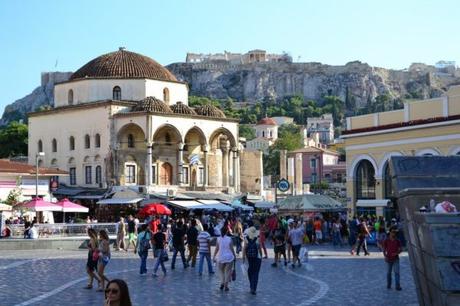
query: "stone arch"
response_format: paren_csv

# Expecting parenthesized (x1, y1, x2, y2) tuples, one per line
(117, 123, 146, 150)
(94, 154, 102, 162)
(152, 124, 183, 145)
(83, 156, 91, 163)
(448, 145, 460, 155)
(50, 158, 58, 168)
(415, 148, 441, 156)
(355, 159, 376, 200)
(209, 127, 237, 150)
(377, 151, 404, 179)
(348, 154, 378, 179)
(68, 157, 75, 165)
(184, 127, 207, 153)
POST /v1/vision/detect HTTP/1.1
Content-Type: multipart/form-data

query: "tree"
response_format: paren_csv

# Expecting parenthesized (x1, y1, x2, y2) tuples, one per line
(263, 124, 303, 176)
(239, 124, 256, 140)
(0, 121, 28, 157)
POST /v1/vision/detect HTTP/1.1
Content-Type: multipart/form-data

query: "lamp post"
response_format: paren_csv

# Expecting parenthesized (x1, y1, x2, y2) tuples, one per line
(35, 152, 45, 199)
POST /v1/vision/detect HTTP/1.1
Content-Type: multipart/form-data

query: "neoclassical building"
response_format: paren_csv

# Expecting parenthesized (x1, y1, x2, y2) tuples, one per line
(28, 48, 240, 193)
(342, 86, 460, 218)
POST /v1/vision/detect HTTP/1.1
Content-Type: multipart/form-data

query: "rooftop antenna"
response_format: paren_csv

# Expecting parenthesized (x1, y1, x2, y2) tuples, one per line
(54, 58, 58, 68)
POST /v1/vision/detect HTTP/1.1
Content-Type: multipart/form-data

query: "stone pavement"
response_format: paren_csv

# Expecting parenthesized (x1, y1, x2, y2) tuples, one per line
(0, 245, 418, 306)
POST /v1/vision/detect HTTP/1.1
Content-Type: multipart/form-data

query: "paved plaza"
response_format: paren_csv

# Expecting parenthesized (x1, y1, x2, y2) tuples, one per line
(0, 245, 418, 306)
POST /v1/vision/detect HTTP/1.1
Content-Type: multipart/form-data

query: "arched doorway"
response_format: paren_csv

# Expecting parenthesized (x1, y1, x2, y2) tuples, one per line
(355, 159, 376, 216)
(160, 162, 173, 185)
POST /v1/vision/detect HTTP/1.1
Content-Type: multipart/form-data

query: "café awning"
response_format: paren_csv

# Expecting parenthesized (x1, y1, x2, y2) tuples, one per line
(168, 200, 205, 210)
(97, 198, 144, 205)
(197, 200, 234, 212)
(356, 199, 390, 207)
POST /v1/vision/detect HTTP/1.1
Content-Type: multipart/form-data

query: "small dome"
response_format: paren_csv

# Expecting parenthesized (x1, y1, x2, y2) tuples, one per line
(133, 96, 172, 113)
(170, 102, 197, 115)
(70, 48, 178, 82)
(195, 104, 226, 118)
(257, 117, 277, 126)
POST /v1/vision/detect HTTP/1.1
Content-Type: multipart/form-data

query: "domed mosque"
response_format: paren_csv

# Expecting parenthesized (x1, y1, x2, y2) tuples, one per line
(28, 48, 241, 195)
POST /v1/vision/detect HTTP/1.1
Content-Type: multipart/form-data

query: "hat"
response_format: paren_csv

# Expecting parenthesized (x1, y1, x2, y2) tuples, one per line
(391, 218, 397, 222)
(288, 218, 294, 224)
(246, 226, 259, 240)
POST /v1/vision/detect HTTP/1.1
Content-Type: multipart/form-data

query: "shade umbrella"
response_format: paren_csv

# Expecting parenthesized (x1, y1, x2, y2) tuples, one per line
(17, 197, 62, 212)
(139, 203, 171, 216)
(56, 198, 89, 223)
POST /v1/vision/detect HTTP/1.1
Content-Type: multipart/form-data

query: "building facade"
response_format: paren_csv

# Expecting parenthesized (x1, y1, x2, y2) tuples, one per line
(342, 86, 460, 218)
(28, 49, 240, 193)
(245, 117, 278, 154)
(306, 114, 334, 144)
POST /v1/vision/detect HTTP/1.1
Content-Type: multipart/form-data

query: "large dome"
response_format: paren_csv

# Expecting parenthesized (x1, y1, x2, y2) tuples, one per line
(70, 48, 178, 82)
(132, 97, 172, 113)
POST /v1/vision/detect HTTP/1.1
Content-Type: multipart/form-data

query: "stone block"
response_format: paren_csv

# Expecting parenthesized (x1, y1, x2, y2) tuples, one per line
(419, 223, 460, 257)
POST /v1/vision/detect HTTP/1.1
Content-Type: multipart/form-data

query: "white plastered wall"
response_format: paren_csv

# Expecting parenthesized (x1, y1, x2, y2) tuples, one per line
(145, 80, 189, 106)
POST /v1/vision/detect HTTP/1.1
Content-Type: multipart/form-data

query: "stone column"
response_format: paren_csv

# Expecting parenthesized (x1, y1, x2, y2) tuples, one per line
(202, 145, 209, 187)
(221, 143, 230, 188)
(178, 142, 184, 185)
(146, 141, 153, 186)
(232, 147, 238, 189)
(295, 153, 303, 195)
(280, 150, 287, 179)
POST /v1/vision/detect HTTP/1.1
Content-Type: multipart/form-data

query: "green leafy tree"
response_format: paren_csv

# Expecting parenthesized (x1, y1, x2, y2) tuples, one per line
(239, 124, 256, 140)
(0, 121, 28, 157)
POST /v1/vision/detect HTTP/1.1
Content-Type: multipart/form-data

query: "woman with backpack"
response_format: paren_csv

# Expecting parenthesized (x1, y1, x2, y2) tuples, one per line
(242, 225, 262, 295)
(135, 224, 151, 275)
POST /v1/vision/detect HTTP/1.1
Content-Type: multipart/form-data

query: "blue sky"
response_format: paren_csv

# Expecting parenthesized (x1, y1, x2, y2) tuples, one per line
(0, 0, 459, 114)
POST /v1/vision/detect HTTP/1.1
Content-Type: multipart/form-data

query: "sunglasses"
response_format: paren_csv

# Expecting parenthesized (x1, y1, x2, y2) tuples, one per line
(105, 288, 119, 294)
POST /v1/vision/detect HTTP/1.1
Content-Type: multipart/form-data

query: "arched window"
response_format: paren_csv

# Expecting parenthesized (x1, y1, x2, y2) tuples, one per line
(68, 89, 74, 105)
(85, 134, 90, 149)
(52, 139, 57, 152)
(95, 134, 101, 148)
(127, 134, 135, 148)
(383, 162, 393, 199)
(356, 160, 376, 199)
(38, 140, 43, 152)
(95, 165, 102, 184)
(69, 136, 75, 151)
(262, 131, 265, 137)
(113, 86, 121, 100)
(163, 88, 170, 104)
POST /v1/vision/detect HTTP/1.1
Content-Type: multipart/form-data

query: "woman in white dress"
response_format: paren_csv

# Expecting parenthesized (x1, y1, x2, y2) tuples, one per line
(213, 226, 236, 291)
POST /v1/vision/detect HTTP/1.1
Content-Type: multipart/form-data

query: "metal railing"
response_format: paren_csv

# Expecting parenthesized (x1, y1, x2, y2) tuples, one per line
(8, 223, 118, 239)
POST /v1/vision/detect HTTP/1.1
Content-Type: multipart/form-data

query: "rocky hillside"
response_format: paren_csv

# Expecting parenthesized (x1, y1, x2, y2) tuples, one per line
(2, 62, 460, 126)
(0, 72, 72, 126)
(167, 61, 460, 108)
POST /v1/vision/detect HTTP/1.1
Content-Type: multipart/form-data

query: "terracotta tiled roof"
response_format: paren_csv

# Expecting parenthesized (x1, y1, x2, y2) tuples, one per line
(194, 104, 226, 118)
(257, 117, 277, 126)
(0, 159, 68, 176)
(170, 102, 196, 115)
(132, 97, 172, 113)
(70, 48, 178, 82)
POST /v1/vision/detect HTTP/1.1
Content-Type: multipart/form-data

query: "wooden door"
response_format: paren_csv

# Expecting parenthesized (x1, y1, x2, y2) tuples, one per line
(160, 162, 173, 185)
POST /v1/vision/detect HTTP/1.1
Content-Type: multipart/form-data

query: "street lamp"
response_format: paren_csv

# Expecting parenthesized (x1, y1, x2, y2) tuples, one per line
(35, 152, 45, 199)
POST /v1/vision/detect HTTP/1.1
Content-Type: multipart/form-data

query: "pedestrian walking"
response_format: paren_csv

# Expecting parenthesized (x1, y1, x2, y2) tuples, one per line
(116, 217, 126, 251)
(152, 224, 167, 277)
(242, 225, 262, 295)
(271, 227, 287, 267)
(171, 221, 188, 269)
(356, 217, 370, 256)
(85, 228, 101, 289)
(97, 229, 111, 291)
(135, 224, 151, 275)
(332, 218, 343, 247)
(125, 215, 137, 251)
(197, 223, 215, 275)
(313, 217, 322, 244)
(233, 219, 244, 255)
(383, 226, 402, 291)
(286, 220, 294, 263)
(258, 219, 268, 258)
(186, 219, 199, 268)
(288, 220, 304, 268)
(213, 227, 236, 292)
(103, 279, 132, 306)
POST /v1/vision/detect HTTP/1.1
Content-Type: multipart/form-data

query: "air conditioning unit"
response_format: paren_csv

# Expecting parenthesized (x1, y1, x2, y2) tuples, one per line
(167, 189, 176, 198)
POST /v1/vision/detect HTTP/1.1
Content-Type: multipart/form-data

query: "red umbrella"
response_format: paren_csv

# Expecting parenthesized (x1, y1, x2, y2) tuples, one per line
(139, 203, 171, 216)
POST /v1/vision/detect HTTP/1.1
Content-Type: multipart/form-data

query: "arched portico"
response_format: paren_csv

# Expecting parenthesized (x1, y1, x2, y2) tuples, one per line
(184, 127, 207, 189)
(116, 124, 147, 186)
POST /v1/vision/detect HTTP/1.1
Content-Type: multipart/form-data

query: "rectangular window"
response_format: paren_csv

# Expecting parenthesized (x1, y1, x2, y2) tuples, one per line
(125, 165, 136, 184)
(85, 166, 92, 184)
(183, 166, 189, 184)
(310, 159, 317, 169)
(311, 173, 317, 184)
(69, 167, 76, 185)
(95, 166, 102, 184)
(152, 165, 156, 184)
(199, 167, 204, 185)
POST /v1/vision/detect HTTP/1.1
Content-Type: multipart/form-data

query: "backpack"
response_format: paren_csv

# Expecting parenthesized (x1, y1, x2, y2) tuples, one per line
(246, 238, 258, 258)
(139, 232, 151, 253)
